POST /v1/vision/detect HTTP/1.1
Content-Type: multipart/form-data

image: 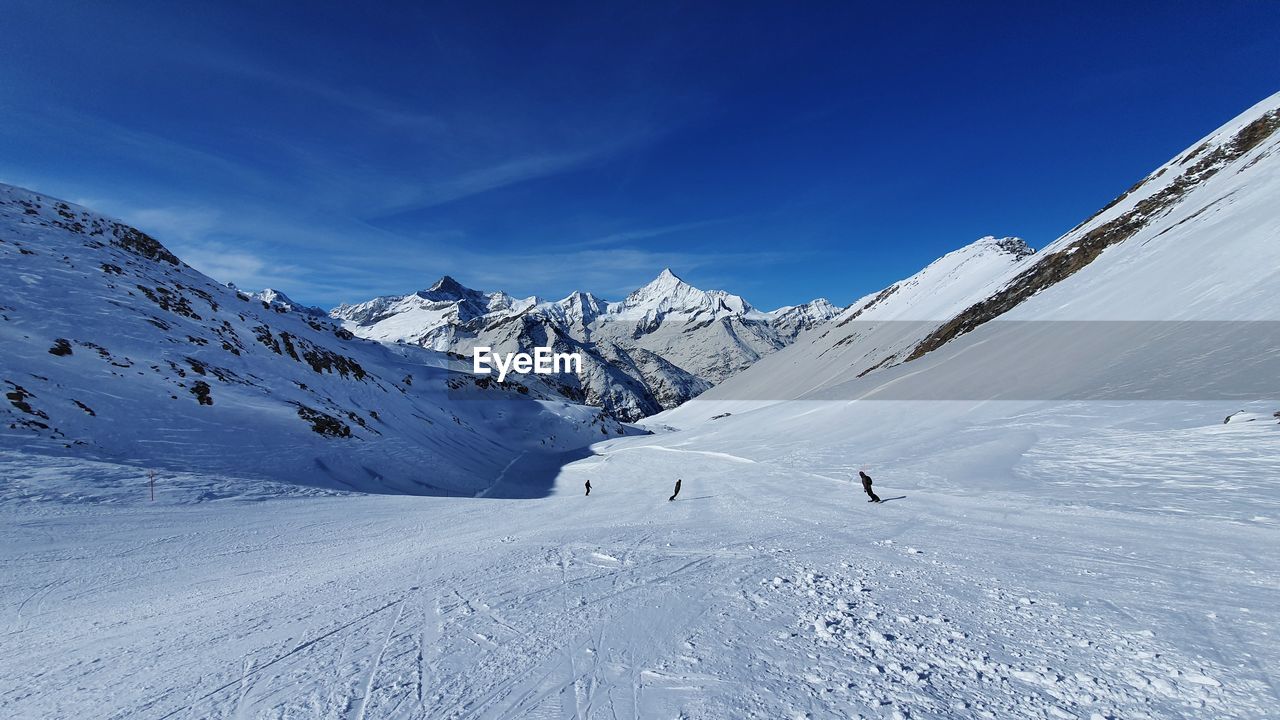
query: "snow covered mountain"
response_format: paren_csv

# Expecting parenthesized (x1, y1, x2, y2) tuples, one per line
(669, 91, 1280, 419)
(0, 183, 629, 495)
(332, 268, 840, 420)
(249, 288, 328, 317)
(679, 235, 1035, 404)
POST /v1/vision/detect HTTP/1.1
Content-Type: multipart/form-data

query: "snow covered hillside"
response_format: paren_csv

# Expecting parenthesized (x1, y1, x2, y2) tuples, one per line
(675, 235, 1035, 406)
(667, 91, 1280, 421)
(0, 184, 628, 495)
(332, 269, 839, 420)
(3, 396, 1276, 718)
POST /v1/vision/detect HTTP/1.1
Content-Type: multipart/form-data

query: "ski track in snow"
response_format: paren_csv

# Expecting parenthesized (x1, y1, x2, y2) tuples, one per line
(474, 452, 528, 499)
(2, 415, 1277, 720)
(599, 444, 757, 464)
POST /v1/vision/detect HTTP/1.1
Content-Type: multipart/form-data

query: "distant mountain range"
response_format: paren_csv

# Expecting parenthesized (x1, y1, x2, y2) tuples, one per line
(329, 269, 841, 420)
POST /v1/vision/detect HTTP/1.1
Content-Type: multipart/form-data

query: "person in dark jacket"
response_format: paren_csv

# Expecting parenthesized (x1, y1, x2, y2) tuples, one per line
(669, 478, 682, 501)
(859, 471, 881, 503)
(585, 479, 591, 496)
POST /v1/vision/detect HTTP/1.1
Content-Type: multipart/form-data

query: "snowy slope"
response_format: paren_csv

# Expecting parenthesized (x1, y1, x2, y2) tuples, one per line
(671, 236, 1034, 410)
(911, 91, 1280, 338)
(2, 396, 1276, 719)
(662, 91, 1280, 425)
(0, 184, 628, 495)
(333, 268, 840, 420)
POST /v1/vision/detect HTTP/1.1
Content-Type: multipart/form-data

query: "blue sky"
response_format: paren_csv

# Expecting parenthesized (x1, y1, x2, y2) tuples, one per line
(1, 1, 1277, 309)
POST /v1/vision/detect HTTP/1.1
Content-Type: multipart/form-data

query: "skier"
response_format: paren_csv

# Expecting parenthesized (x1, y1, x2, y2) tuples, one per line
(585, 479, 592, 496)
(859, 470, 881, 503)
(669, 478, 682, 501)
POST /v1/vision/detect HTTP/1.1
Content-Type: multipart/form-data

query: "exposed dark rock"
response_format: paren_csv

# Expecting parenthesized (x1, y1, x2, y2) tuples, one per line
(111, 223, 180, 265)
(908, 110, 1280, 363)
(253, 324, 282, 354)
(5, 382, 48, 418)
(136, 284, 201, 320)
(190, 381, 213, 405)
(278, 331, 301, 361)
(294, 403, 351, 437)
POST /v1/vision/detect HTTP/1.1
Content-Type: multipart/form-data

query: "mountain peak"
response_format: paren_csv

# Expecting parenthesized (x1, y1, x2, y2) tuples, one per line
(626, 267, 701, 303)
(635, 267, 698, 295)
(972, 236, 1035, 259)
(255, 288, 292, 304)
(427, 275, 468, 295)
(252, 288, 327, 317)
(635, 267, 690, 292)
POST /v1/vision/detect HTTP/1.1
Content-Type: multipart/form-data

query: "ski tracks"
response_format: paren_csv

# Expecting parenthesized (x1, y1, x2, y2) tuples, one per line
(349, 596, 406, 720)
(765, 551, 1264, 719)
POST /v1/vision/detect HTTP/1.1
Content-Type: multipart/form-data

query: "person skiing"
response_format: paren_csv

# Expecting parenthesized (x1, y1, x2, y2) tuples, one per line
(585, 479, 592, 496)
(859, 470, 881, 503)
(669, 478, 682, 501)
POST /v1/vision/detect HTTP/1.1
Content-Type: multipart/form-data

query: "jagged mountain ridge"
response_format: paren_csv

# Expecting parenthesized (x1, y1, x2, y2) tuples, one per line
(0, 183, 629, 495)
(332, 268, 840, 420)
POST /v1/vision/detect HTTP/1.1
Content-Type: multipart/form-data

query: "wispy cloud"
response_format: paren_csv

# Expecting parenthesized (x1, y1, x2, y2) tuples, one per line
(377, 148, 610, 216)
(180, 46, 674, 217)
(178, 242, 305, 292)
(564, 217, 745, 250)
(0, 6, 767, 309)
(185, 48, 451, 135)
(125, 206, 223, 244)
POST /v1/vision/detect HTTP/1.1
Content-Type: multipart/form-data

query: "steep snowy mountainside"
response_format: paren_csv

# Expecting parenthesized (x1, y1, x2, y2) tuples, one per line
(660, 236, 1035, 411)
(332, 268, 840, 420)
(660, 91, 1280, 424)
(910, 90, 1280, 356)
(0, 183, 626, 495)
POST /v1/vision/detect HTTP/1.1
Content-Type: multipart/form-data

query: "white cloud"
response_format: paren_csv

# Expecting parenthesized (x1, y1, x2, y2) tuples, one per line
(126, 206, 223, 244)
(177, 241, 304, 292)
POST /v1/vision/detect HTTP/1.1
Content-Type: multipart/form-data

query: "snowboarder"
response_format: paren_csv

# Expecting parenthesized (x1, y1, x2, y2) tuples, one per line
(585, 479, 591, 496)
(669, 478, 682, 501)
(859, 470, 881, 503)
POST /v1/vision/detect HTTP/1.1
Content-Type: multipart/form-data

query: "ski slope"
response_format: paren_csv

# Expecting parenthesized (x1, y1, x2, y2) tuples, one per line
(3, 77, 1279, 720)
(3, 397, 1276, 719)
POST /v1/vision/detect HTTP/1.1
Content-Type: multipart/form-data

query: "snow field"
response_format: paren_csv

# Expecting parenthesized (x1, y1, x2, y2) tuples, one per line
(3, 402, 1276, 718)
